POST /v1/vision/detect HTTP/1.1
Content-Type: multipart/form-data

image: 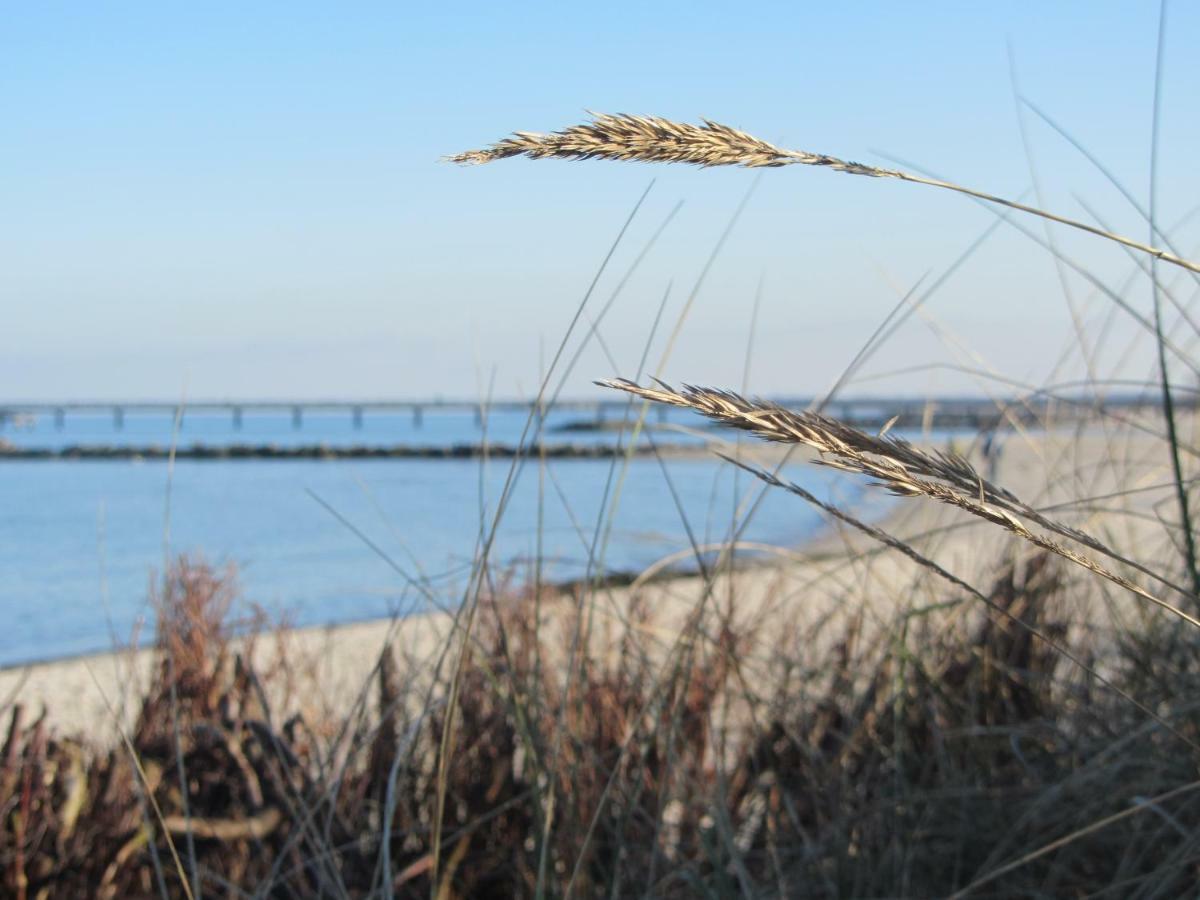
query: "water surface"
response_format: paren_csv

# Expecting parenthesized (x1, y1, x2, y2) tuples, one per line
(0, 408, 891, 666)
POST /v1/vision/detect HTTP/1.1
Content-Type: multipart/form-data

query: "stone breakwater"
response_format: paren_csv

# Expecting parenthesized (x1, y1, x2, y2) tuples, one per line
(0, 441, 705, 461)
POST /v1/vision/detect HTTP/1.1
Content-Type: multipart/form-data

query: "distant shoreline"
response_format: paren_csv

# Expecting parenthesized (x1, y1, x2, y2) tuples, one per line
(6, 424, 1147, 740)
(0, 441, 711, 461)
(0, 554, 743, 673)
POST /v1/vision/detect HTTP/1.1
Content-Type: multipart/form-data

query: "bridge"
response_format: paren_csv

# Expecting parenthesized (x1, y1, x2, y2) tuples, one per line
(0, 399, 645, 431)
(0, 392, 1182, 433)
(0, 399, 665, 431)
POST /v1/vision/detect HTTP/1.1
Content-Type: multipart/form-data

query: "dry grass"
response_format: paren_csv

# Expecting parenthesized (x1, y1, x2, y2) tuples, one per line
(6, 101, 1200, 897)
(601, 378, 1198, 626)
(451, 112, 1200, 274)
(6, 539, 1200, 898)
(443, 107, 1200, 894)
(448, 111, 882, 173)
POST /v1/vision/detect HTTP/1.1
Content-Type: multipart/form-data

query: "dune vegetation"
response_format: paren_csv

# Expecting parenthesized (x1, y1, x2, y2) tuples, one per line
(5, 109, 1200, 898)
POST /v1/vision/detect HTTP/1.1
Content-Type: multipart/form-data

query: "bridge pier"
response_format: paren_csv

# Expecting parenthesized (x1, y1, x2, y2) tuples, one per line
(352, 406, 363, 429)
(413, 405, 423, 428)
(113, 407, 124, 430)
(474, 407, 482, 428)
(657, 405, 667, 424)
(55, 408, 65, 430)
(232, 406, 243, 430)
(292, 406, 303, 429)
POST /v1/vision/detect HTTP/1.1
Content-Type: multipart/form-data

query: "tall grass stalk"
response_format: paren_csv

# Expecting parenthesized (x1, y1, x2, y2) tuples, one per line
(451, 112, 1200, 274)
(1147, 0, 1200, 601)
(600, 379, 1195, 614)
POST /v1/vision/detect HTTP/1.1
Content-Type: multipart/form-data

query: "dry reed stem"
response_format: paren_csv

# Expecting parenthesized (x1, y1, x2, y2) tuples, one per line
(450, 113, 1200, 274)
(599, 378, 1200, 630)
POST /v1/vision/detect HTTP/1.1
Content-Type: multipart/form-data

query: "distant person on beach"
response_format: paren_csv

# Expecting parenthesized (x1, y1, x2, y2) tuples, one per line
(981, 426, 1003, 482)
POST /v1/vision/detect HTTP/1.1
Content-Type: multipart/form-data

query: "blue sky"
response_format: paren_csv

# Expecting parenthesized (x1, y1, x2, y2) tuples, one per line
(3, 2, 1198, 400)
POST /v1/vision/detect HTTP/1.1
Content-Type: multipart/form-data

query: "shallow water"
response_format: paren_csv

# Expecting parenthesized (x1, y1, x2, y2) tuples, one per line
(0, 455, 885, 667)
(0, 408, 893, 666)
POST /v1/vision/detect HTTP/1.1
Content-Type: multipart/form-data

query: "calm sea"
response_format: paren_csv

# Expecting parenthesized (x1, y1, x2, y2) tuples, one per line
(0, 407, 889, 666)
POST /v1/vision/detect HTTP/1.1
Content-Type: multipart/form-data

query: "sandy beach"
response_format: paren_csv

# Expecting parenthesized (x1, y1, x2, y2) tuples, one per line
(2, 417, 1185, 743)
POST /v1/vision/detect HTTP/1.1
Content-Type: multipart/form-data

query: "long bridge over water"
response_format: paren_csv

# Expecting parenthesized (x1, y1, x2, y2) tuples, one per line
(0, 393, 1183, 433)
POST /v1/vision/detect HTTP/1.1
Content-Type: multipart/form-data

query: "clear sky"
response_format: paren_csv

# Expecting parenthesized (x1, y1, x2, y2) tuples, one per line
(3, 2, 1198, 401)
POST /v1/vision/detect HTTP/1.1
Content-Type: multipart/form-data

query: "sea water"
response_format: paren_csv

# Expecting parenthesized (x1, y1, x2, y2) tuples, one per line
(0, 408, 888, 666)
